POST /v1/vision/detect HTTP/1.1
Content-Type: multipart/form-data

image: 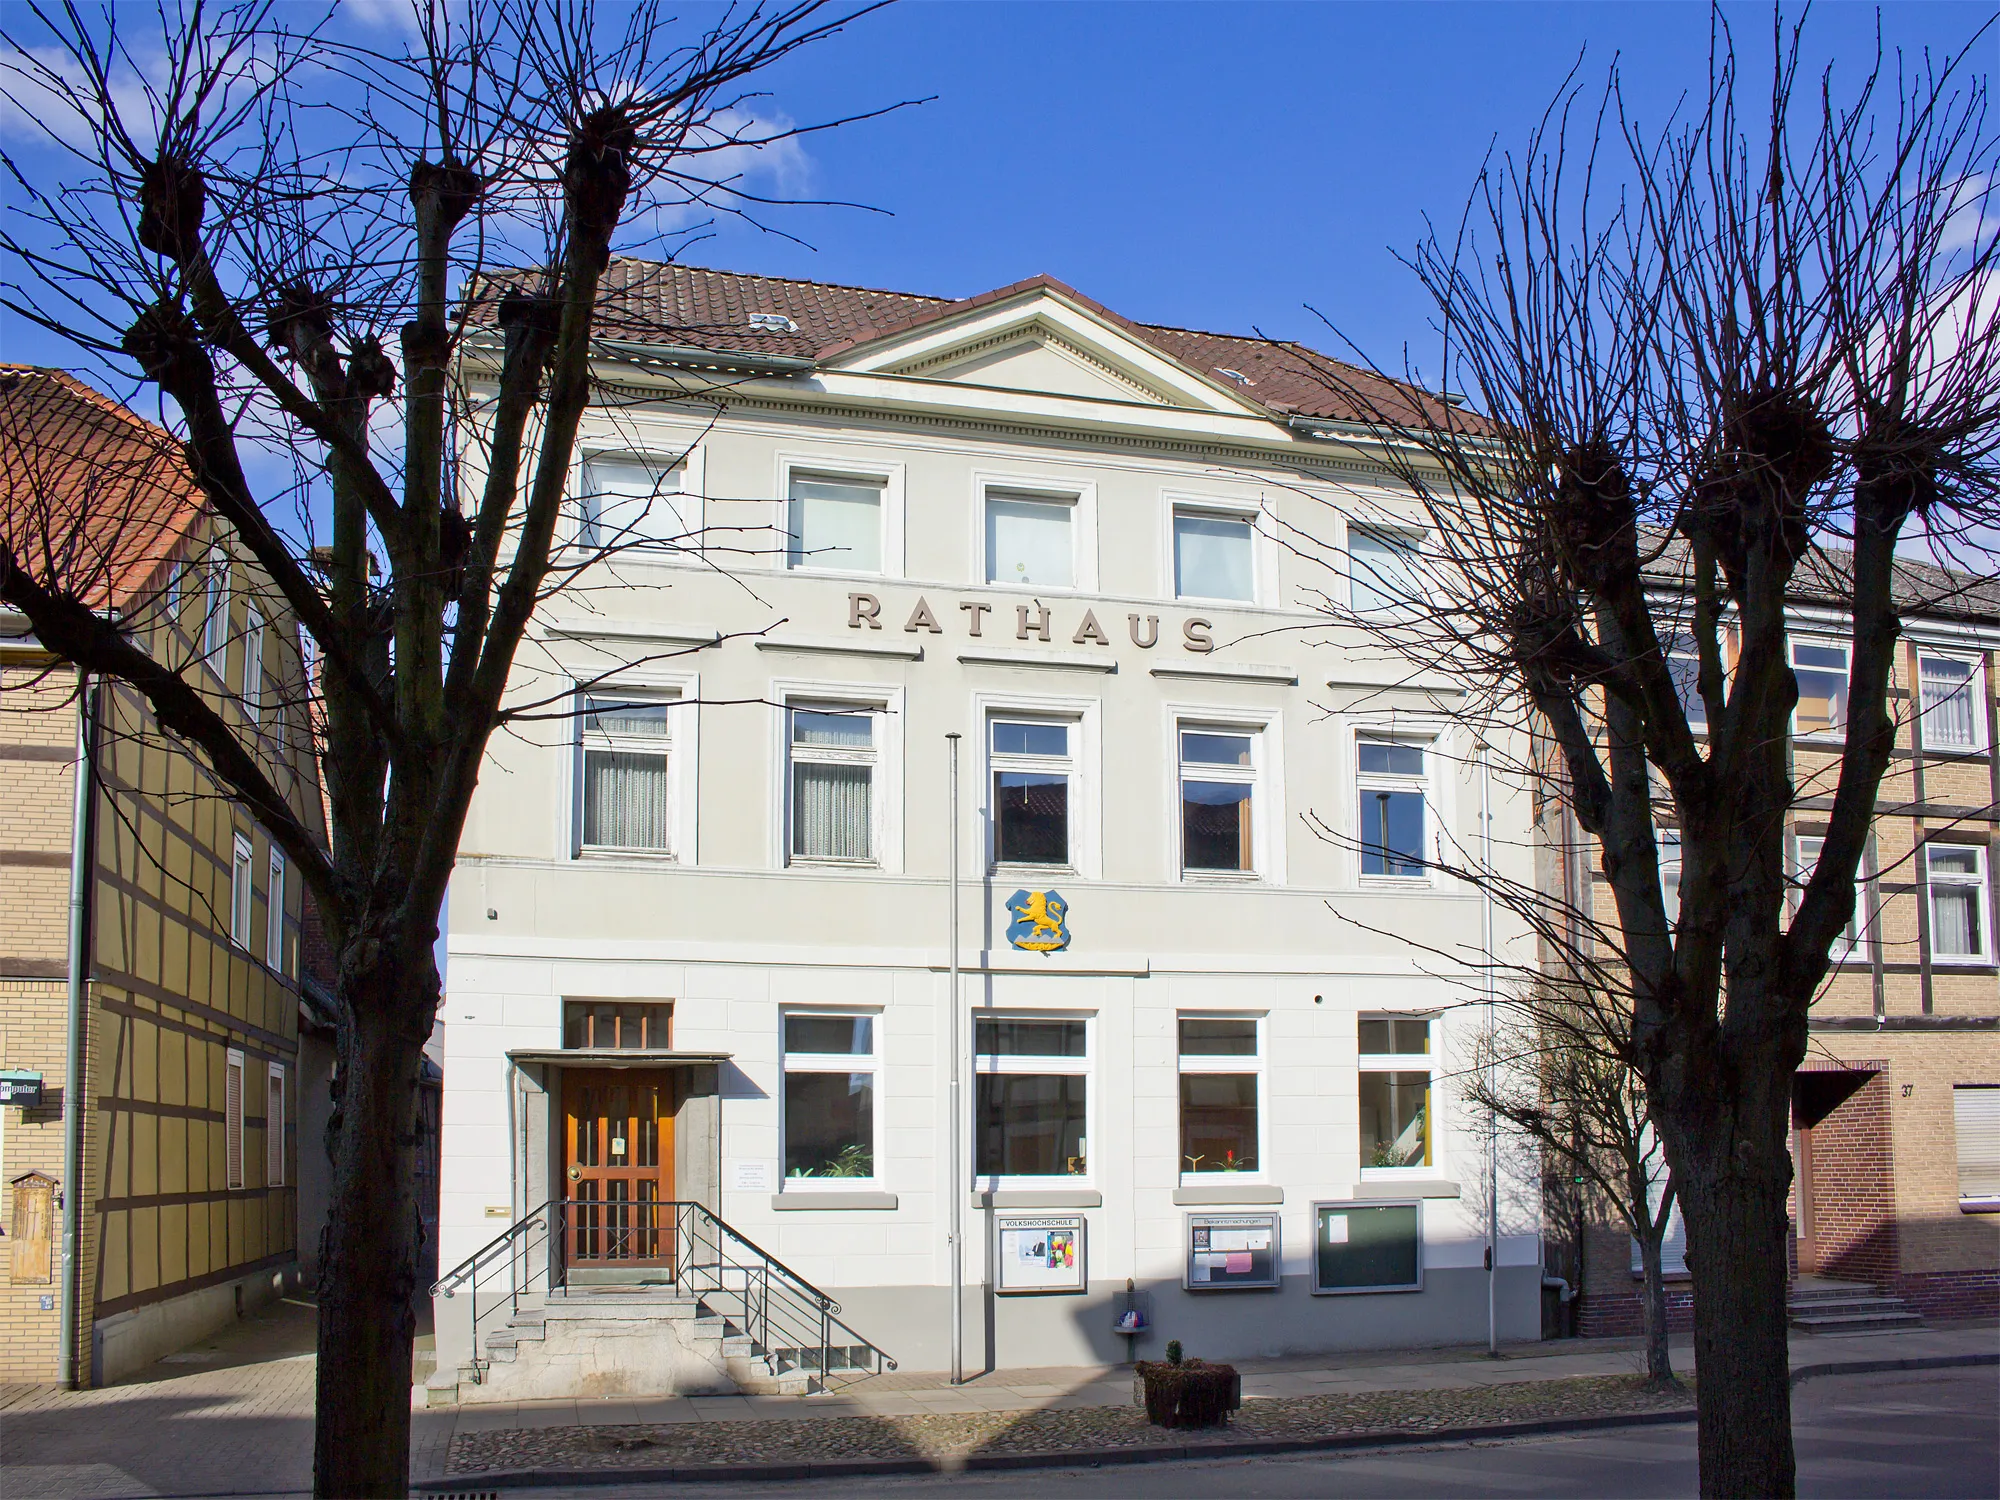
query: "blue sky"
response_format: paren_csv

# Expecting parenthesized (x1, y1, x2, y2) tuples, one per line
(4, 2, 1996, 378)
(670, 1, 2000, 369)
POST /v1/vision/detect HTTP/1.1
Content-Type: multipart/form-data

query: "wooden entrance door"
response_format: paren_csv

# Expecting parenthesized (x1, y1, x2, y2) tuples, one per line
(563, 1070, 676, 1275)
(1794, 1125, 1818, 1274)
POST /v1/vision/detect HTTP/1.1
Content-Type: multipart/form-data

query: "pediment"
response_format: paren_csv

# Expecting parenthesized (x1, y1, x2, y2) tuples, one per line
(826, 288, 1267, 417)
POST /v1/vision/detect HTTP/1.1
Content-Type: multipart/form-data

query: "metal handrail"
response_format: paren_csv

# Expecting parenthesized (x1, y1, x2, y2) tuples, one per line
(429, 1198, 895, 1385)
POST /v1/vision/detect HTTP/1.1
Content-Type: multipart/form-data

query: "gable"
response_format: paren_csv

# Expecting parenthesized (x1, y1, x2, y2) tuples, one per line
(826, 289, 1269, 417)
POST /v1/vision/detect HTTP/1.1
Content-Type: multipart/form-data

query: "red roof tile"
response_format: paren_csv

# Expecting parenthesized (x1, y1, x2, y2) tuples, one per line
(0, 366, 204, 614)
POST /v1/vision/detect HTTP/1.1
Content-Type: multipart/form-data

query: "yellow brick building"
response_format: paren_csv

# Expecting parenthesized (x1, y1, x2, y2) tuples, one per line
(1, 368, 326, 1384)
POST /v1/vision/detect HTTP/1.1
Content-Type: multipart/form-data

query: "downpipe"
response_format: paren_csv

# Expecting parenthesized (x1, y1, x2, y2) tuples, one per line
(59, 673, 98, 1388)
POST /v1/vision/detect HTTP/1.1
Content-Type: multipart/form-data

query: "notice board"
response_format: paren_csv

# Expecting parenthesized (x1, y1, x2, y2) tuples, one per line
(994, 1213, 1087, 1294)
(1183, 1212, 1280, 1291)
(1312, 1200, 1422, 1293)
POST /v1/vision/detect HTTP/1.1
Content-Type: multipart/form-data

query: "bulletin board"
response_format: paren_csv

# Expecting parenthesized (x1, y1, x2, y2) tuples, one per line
(1312, 1201, 1422, 1294)
(1183, 1212, 1280, 1291)
(994, 1214, 1087, 1295)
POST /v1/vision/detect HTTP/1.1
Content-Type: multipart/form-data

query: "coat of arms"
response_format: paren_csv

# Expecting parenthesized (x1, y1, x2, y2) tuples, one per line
(1005, 889, 1070, 952)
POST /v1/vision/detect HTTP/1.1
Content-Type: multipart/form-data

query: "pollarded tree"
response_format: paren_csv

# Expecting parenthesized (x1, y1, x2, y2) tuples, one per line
(0, 2, 891, 1493)
(1289, 16, 2000, 1497)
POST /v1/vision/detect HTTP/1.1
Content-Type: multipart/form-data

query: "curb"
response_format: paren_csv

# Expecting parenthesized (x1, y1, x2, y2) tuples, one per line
(413, 1352, 1998, 1493)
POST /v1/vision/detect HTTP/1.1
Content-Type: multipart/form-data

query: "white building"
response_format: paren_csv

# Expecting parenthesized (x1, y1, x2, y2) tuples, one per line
(432, 265, 1541, 1395)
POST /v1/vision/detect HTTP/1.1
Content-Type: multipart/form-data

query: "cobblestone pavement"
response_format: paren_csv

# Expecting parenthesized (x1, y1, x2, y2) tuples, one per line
(446, 1372, 1698, 1476)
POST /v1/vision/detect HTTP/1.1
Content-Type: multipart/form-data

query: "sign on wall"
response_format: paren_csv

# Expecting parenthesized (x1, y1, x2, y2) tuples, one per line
(1184, 1212, 1280, 1291)
(994, 1213, 1087, 1294)
(1313, 1200, 1423, 1294)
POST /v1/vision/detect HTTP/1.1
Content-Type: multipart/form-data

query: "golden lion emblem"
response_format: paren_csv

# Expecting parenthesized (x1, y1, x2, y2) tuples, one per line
(1006, 889, 1070, 951)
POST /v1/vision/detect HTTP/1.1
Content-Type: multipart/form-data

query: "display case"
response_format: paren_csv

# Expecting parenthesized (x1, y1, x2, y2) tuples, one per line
(994, 1213, 1087, 1294)
(1182, 1211, 1280, 1290)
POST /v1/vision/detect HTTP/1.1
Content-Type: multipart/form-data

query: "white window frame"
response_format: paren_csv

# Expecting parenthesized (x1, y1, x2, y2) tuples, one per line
(1659, 828, 1683, 927)
(1916, 648, 1987, 755)
(777, 454, 903, 579)
(1789, 636, 1851, 741)
(975, 472, 1097, 593)
(1952, 1084, 2000, 1212)
(978, 690, 1100, 880)
(571, 445, 705, 554)
(266, 846, 287, 973)
(1176, 1012, 1266, 1183)
(1665, 645, 1710, 732)
(1164, 493, 1268, 606)
(1792, 833, 1868, 965)
(987, 713, 1080, 873)
(769, 676, 904, 873)
(1343, 721, 1446, 890)
(972, 1010, 1094, 1190)
(785, 700, 884, 868)
(1925, 841, 1993, 966)
(778, 1007, 882, 1191)
(242, 606, 264, 722)
(573, 686, 683, 859)
(1358, 1012, 1439, 1179)
(224, 1048, 245, 1191)
(1169, 707, 1284, 885)
(230, 831, 254, 949)
(266, 1061, 286, 1187)
(202, 545, 229, 667)
(1346, 521, 1425, 616)
(1354, 733, 1434, 886)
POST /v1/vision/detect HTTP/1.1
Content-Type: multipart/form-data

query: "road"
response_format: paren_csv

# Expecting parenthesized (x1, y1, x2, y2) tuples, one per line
(501, 1365, 1998, 1500)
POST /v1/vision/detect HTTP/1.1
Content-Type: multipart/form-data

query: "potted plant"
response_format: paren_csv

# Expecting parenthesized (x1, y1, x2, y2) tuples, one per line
(1134, 1340, 1241, 1429)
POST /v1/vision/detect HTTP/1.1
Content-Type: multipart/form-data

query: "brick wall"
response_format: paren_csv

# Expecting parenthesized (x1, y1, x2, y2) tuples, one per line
(1799, 1061, 1898, 1284)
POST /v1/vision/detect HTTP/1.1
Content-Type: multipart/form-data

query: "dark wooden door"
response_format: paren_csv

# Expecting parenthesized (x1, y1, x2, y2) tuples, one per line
(563, 1070, 676, 1273)
(1794, 1125, 1817, 1274)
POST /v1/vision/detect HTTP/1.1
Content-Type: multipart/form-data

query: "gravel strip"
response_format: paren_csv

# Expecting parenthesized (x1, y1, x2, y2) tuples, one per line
(448, 1374, 1694, 1475)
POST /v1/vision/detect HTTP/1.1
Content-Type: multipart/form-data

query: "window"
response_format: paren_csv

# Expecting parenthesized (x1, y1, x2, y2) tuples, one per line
(782, 1012, 878, 1181)
(1173, 509, 1253, 602)
(975, 1016, 1089, 1180)
(203, 545, 229, 664)
(1180, 727, 1257, 875)
(1919, 652, 1984, 753)
(165, 556, 183, 626)
(242, 607, 263, 721)
(1793, 834, 1866, 963)
(1659, 829, 1683, 926)
(985, 489, 1075, 588)
(1356, 737, 1427, 877)
(224, 1049, 245, 1190)
(579, 694, 674, 854)
(1349, 527, 1420, 615)
(266, 847, 286, 972)
(230, 832, 254, 949)
(1666, 646, 1710, 731)
(564, 1001, 672, 1049)
(788, 705, 878, 863)
(1179, 1016, 1261, 1177)
(787, 472, 882, 573)
(1359, 1015, 1432, 1170)
(1953, 1085, 2000, 1212)
(266, 1063, 286, 1187)
(1791, 639, 1849, 738)
(1926, 843, 1991, 963)
(579, 455, 693, 550)
(991, 719, 1072, 866)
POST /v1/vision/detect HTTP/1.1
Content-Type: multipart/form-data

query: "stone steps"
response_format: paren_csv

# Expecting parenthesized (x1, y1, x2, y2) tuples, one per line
(1787, 1280, 1924, 1334)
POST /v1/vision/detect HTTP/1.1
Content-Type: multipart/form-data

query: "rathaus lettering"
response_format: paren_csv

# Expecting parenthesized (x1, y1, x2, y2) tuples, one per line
(847, 591, 1214, 653)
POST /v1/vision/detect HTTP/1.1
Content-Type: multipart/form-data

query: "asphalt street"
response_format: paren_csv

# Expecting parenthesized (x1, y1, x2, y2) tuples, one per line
(493, 1365, 1999, 1500)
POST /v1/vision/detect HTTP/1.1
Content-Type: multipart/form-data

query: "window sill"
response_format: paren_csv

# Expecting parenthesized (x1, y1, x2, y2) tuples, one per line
(1958, 1196, 2000, 1215)
(1173, 1183, 1283, 1205)
(1180, 870, 1261, 884)
(972, 1188, 1101, 1209)
(771, 1191, 898, 1211)
(1357, 875, 1433, 890)
(577, 848, 678, 861)
(1930, 957, 1997, 970)
(786, 858, 882, 871)
(1354, 1176, 1459, 1199)
(991, 862, 1079, 877)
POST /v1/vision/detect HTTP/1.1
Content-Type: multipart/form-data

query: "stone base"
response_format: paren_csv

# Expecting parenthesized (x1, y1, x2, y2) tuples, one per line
(92, 1263, 301, 1385)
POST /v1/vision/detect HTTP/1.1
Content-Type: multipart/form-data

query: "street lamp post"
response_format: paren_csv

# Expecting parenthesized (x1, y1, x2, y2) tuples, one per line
(946, 732, 964, 1385)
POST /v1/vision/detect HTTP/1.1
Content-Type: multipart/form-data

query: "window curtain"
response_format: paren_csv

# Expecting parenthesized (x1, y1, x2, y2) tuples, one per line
(789, 478, 882, 570)
(1174, 513, 1253, 600)
(1933, 882, 1981, 956)
(1921, 660, 1977, 748)
(986, 496, 1073, 586)
(584, 750, 670, 848)
(583, 458, 688, 547)
(794, 762, 872, 858)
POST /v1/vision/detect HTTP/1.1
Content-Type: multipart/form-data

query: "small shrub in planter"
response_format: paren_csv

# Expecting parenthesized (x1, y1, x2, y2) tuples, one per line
(1135, 1345, 1241, 1429)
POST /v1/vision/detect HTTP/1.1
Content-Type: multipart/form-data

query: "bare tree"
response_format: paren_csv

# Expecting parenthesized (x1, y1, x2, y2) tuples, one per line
(1463, 984, 1679, 1384)
(0, 2, 895, 1493)
(1283, 15, 2000, 1497)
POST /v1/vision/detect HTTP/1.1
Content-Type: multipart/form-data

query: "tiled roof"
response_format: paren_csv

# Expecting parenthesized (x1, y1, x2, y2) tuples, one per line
(0, 366, 203, 613)
(481, 259, 1465, 426)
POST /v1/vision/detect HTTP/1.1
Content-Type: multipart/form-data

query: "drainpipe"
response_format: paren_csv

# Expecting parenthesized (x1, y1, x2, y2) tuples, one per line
(1480, 739, 1498, 1356)
(946, 732, 964, 1386)
(59, 672, 98, 1388)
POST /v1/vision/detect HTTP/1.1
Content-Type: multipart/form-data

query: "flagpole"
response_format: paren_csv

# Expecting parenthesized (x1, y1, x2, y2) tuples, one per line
(946, 732, 964, 1385)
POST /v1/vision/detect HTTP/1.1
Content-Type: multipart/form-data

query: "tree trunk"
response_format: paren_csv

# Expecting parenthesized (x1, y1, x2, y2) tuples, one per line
(1666, 1103, 1799, 1498)
(313, 955, 431, 1499)
(1636, 1225, 1675, 1385)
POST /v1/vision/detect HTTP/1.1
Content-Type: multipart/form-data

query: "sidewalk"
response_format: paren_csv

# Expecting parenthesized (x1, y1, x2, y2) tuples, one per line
(0, 1304, 1990, 1498)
